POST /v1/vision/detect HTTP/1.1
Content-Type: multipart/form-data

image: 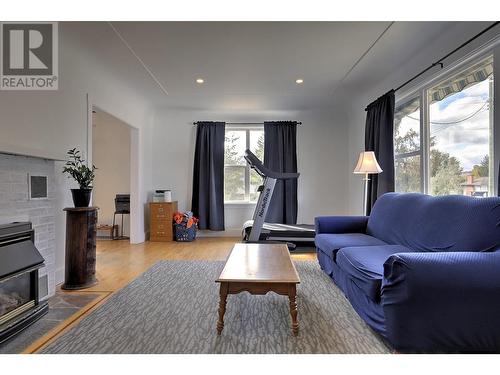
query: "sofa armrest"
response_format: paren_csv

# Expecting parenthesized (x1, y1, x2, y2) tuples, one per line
(381, 251, 500, 352)
(314, 216, 369, 235)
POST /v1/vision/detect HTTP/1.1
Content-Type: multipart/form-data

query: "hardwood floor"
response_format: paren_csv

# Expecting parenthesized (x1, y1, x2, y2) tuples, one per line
(87, 237, 315, 293)
(25, 238, 316, 352)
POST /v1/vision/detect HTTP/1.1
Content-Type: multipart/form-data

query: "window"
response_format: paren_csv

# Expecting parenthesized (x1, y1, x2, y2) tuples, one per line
(394, 97, 422, 193)
(394, 55, 494, 197)
(224, 126, 264, 203)
(428, 56, 493, 196)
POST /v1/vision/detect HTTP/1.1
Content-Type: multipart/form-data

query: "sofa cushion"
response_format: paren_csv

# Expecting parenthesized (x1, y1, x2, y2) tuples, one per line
(315, 233, 387, 262)
(367, 193, 500, 252)
(336, 245, 413, 302)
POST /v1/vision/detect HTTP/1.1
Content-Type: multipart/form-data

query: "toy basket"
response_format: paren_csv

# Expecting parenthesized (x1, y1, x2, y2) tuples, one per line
(173, 211, 198, 242)
(174, 223, 197, 242)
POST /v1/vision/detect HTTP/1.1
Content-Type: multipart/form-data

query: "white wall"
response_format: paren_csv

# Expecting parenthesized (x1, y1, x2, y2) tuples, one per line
(0, 23, 154, 285)
(92, 110, 131, 236)
(343, 23, 500, 215)
(151, 108, 349, 236)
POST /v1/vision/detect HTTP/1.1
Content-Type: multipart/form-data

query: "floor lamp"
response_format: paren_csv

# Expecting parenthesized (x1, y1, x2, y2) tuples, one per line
(353, 151, 383, 215)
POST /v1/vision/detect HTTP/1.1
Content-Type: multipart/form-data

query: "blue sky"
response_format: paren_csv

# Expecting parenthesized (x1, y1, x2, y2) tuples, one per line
(437, 91, 465, 110)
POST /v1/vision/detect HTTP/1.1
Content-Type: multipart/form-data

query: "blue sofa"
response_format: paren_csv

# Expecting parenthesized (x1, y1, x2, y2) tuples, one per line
(315, 192, 500, 352)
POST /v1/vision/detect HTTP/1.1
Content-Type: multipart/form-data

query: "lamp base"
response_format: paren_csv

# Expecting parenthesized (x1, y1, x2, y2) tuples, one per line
(362, 174, 369, 216)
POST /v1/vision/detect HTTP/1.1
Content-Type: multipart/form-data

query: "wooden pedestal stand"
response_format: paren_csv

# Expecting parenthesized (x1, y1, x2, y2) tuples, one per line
(62, 207, 99, 290)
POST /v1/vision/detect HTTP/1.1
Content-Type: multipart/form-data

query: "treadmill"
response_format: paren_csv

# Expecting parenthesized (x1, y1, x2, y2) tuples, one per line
(242, 149, 316, 247)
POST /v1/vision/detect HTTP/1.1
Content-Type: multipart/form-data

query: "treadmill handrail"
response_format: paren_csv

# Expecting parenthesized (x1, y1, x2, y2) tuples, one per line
(244, 149, 299, 180)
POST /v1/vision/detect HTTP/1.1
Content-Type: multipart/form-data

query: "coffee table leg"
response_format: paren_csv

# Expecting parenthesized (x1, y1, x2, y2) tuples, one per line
(288, 284, 299, 336)
(217, 282, 229, 335)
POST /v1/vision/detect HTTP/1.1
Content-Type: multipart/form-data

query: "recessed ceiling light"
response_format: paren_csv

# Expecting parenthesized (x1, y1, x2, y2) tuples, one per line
(295, 79, 304, 84)
(196, 78, 204, 84)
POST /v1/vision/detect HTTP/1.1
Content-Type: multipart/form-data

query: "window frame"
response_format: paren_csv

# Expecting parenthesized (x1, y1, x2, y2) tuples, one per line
(394, 50, 497, 196)
(394, 95, 424, 193)
(224, 124, 264, 204)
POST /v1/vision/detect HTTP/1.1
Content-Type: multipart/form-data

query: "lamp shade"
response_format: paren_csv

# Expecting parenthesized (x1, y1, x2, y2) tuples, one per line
(353, 151, 383, 174)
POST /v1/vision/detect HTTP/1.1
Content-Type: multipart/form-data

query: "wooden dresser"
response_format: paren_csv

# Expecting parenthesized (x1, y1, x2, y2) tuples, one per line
(149, 201, 177, 241)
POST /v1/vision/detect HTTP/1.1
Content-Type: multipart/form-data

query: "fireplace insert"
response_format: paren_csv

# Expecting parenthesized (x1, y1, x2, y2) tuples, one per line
(0, 222, 49, 344)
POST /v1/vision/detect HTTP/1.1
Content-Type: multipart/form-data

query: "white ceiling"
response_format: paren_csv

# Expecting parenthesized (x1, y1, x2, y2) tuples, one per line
(65, 21, 489, 111)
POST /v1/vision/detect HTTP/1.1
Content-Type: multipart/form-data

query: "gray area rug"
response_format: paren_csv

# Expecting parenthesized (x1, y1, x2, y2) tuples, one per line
(41, 260, 391, 354)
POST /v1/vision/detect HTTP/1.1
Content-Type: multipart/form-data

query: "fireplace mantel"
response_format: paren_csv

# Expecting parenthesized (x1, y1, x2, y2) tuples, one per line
(0, 142, 65, 161)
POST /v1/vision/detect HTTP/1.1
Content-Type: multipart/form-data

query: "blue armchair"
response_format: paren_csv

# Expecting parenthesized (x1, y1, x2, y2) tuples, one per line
(315, 193, 500, 352)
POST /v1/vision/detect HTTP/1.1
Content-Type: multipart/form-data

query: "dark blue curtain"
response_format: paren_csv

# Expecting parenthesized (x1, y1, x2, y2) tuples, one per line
(365, 90, 395, 214)
(263, 121, 298, 224)
(191, 122, 225, 230)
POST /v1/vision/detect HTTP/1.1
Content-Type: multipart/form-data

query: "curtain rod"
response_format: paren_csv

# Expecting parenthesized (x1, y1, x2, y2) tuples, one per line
(192, 121, 302, 126)
(365, 21, 499, 111)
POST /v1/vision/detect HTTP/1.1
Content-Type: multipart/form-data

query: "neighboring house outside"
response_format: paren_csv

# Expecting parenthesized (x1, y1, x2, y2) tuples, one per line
(461, 173, 489, 197)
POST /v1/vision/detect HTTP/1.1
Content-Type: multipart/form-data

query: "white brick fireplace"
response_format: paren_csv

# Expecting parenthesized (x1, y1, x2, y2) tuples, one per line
(0, 153, 57, 299)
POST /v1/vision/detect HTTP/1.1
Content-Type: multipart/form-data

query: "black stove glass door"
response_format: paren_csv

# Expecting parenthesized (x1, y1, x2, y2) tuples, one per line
(0, 272, 32, 321)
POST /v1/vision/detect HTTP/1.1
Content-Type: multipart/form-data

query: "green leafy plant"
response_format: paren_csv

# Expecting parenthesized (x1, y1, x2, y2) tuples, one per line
(62, 148, 97, 189)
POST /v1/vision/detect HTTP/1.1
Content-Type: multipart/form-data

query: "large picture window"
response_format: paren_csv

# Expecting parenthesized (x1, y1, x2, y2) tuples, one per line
(394, 55, 494, 197)
(224, 126, 264, 203)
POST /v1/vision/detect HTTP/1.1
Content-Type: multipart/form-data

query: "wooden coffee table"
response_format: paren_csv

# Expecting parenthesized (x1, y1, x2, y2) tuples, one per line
(215, 243, 301, 336)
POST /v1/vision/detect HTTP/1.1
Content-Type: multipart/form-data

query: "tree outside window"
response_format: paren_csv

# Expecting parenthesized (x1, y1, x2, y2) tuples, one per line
(224, 127, 264, 203)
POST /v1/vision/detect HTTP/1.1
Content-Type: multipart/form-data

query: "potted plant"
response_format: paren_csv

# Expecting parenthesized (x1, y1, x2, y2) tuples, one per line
(62, 148, 97, 207)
